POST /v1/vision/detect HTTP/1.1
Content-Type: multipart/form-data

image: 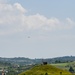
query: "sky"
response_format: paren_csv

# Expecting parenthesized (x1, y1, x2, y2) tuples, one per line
(0, 0, 75, 59)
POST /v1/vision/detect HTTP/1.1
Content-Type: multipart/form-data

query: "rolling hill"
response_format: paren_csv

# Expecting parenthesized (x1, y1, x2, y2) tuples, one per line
(19, 64, 72, 75)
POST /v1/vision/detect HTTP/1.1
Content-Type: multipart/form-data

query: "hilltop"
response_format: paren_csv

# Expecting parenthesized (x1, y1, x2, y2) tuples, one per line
(19, 64, 72, 75)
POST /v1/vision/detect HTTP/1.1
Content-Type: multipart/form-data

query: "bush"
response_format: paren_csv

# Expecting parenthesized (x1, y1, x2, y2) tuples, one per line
(45, 73, 48, 75)
(69, 66, 74, 73)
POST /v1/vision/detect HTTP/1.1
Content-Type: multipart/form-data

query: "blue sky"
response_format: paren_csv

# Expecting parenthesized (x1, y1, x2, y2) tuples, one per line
(0, 0, 75, 58)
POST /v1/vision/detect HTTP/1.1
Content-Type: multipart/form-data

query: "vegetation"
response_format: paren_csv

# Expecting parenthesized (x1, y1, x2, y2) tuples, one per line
(51, 61, 75, 71)
(69, 66, 74, 73)
(19, 64, 72, 75)
(0, 56, 75, 75)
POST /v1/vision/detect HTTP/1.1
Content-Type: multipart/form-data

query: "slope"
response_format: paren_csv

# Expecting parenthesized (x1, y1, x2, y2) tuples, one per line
(19, 64, 72, 75)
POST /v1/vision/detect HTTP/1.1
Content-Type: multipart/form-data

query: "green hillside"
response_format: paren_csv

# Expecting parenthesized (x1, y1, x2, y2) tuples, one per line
(51, 61, 75, 71)
(19, 64, 72, 75)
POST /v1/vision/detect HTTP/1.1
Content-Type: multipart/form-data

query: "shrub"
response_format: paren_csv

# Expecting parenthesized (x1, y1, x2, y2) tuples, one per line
(69, 66, 74, 73)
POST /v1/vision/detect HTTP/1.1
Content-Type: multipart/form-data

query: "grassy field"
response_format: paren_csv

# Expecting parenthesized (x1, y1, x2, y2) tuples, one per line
(51, 61, 75, 71)
(51, 63, 69, 70)
(19, 64, 72, 75)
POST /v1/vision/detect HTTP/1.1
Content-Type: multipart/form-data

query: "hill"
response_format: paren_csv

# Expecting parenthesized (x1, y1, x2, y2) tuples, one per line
(19, 64, 72, 75)
(51, 61, 75, 71)
(0, 56, 75, 65)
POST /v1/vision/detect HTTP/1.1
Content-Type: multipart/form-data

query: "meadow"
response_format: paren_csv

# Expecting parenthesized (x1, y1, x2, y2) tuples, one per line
(19, 64, 72, 75)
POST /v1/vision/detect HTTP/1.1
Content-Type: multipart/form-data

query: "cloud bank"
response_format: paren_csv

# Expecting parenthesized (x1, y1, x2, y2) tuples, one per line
(0, 2, 75, 35)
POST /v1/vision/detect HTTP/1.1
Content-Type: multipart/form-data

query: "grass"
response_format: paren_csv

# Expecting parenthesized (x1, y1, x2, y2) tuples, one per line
(19, 64, 72, 75)
(51, 61, 75, 71)
(51, 63, 69, 70)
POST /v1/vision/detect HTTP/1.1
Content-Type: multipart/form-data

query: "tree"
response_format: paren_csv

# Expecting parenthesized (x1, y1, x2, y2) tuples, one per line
(69, 66, 74, 73)
(45, 73, 48, 75)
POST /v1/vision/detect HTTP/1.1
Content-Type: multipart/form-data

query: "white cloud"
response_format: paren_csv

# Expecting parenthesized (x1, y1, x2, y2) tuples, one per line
(0, 0, 8, 4)
(0, 2, 75, 35)
(14, 3, 27, 13)
(0, 0, 5, 3)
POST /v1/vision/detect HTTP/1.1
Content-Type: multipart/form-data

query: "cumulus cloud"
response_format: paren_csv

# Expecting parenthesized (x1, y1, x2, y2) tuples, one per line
(14, 3, 27, 13)
(0, 0, 8, 4)
(0, 2, 75, 35)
